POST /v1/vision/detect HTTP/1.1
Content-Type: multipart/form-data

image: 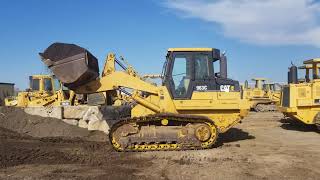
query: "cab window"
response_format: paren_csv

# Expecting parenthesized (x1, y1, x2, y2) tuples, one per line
(274, 84, 282, 91)
(31, 79, 40, 91)
(194, 54, 209, 79)
(44, 78, 53, 91)
(172, 55, 191, 97)
(53, 78, 61, 91)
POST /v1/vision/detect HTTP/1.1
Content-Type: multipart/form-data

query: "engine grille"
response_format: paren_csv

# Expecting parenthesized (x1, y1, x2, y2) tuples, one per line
(282, 86, 290, 107)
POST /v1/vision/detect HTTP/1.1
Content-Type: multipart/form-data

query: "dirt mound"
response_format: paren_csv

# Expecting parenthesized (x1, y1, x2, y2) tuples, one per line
(0, 107, 150, 179)
(0, 128, 149, 179)
(0, 132, 111, 169)
(0, 127, 33, 140)
(0, 107, 107, 141)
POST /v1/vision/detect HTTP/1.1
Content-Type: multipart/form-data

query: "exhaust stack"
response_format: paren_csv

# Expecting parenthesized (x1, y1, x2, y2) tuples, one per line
(288, 63, 298, 84)
(220, 52, 228, 78)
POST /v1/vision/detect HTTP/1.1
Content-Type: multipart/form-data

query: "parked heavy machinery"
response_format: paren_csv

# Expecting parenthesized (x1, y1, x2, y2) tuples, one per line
(280, 58, 320, 130)
(264, 82, 282, 104)
(39, 42, 249, 151)
(242, 78, 281, 112)
(5, 75, 80, 107)
(297, 64, 315, 83)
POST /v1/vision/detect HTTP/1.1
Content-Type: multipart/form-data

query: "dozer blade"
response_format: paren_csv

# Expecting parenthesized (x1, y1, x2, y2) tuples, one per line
(39, 42, 100, 90)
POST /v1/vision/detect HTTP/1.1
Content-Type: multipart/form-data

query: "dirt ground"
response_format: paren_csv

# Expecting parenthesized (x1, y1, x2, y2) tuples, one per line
(0, 108, 320, 180)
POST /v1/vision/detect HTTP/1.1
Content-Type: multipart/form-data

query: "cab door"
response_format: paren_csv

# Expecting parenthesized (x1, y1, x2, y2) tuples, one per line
(167, 52, 193, 99)
(43, 77, 54, 95)
(165, 52, 214, 100)
(192, 53, 214, 93)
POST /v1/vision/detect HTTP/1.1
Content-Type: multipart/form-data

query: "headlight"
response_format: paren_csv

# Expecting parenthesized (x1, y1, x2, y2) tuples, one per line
(61, 101, 71, 106)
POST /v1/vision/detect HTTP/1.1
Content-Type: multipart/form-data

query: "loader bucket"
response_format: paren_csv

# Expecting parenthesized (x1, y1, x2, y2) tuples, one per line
(39, 43, 99, 90)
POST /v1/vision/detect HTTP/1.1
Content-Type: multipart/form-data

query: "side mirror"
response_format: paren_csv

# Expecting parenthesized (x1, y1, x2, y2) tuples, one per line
(215, 72, 221, 78)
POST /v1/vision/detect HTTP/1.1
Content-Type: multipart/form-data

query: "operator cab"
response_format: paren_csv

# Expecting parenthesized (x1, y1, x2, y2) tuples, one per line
(298, 64, 313, 83)
(252, 78, 267, 90)
(263, 83, 281, 92)
(28, 75, 75, 103)
(162, 48, 240, 99)
(300, 59, 320, 82)
(289, 59, 320, 84)
(28, 75, 56, 93)
(304, 59, 320, 80)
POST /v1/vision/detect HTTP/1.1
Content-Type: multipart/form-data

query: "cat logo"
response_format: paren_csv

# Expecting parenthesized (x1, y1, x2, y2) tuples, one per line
(220, 85, 234, 92)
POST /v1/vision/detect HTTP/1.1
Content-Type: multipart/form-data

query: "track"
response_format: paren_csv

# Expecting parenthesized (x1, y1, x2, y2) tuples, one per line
(254, 104, 278, 112)
(313, 113, 320, 131)
(109, 113, 218, 152)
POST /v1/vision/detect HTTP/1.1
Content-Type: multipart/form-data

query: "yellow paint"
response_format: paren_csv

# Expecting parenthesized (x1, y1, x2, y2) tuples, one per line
(5, 75, 78, 107)
(280, 58, 320, 125)
(161, 119, 169, 125)
(167, 48, 214, 52)
(72, 51, 250, 136)
(303, 58, 320, 64)
(242, 78, 280, 109)
(38, 48, 251, 151)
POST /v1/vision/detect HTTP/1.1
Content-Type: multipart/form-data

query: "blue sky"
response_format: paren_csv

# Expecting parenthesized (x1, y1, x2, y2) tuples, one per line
(1, 0, 320, 89)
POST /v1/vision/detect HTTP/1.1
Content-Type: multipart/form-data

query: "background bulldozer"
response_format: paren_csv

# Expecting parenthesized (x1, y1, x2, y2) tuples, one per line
(5, 75, 82, 107)
(39, 42, 250, 152)
(242, 78, 281, 112)
(280, 59, 320, 130)
(264, 82, 282, 104)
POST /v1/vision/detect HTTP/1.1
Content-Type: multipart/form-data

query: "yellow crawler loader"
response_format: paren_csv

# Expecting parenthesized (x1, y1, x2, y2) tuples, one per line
(279, 59, 320, 130)
(242, 78, 281, 112)
(39, 42, 250, 151)
(5, 75, 80, 107)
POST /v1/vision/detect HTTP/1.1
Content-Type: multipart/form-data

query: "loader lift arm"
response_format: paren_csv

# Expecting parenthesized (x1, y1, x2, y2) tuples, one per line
(58, 52, 161, 113)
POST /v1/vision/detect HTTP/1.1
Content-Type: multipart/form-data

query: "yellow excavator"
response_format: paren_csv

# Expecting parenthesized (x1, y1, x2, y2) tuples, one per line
(279, 59, 320, 130)
(242, 78, 281, 112)
(5, 74, 81, 107)
(39, 42, 250, 151)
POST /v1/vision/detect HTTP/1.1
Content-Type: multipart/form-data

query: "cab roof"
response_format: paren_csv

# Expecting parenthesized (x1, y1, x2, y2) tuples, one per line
(252, 78, 267, 81)
(31, 74, 53, 78)
(299, 64, 320, 69)
(299, 64, 313, 69)
(167, 48, 214, 52)
(303, 58, 320, 64)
